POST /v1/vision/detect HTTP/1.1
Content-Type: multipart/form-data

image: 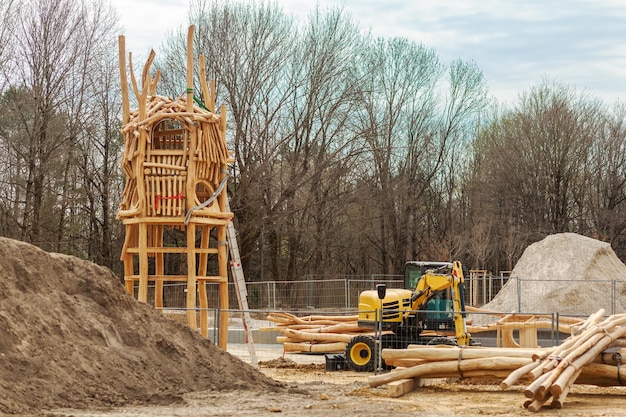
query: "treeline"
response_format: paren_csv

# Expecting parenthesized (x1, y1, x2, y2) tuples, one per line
(1, 0, 625, 281)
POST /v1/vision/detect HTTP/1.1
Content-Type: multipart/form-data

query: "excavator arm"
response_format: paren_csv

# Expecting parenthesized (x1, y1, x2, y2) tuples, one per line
(408, 261, 471, 346)
(450, 261, 471, 347)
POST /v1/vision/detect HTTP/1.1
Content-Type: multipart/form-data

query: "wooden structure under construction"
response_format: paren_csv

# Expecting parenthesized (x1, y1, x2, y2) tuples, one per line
(117, 26, 232, 348)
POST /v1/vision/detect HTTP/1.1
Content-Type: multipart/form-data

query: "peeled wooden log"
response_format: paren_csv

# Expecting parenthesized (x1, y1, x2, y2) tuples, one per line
(609, 338, 626, 348)
(524, 371, 552, 399)
(266, 312, 358, 325)
(369, 357, 532, 388)
(275, 336, 299, 344)
(550, 368, 581, 409)
(283, 341, 346, 353)
(283, 328, 353, 343)
(268, 323, 362, 332)
(282, 328, 386, 343)
(384, 346, 550, 362)
(551, 325, 626, 396)
(508, 312, 626, 412)
(598, 348, 624, 365)
(526, 391, 551, 412)
(500, 360, 545, 390)
(303, 322, 365, 334)
(571, 308, 606, 335)
(381, 358, 428, 369)
(576, 362, 626, 386)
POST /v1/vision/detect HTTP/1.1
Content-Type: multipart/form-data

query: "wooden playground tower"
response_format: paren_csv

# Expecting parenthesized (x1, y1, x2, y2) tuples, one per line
(117, 26, 232, 348)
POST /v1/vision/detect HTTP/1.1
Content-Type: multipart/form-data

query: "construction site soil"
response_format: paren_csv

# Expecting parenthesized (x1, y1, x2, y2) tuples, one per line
(1, 235, 626, 416)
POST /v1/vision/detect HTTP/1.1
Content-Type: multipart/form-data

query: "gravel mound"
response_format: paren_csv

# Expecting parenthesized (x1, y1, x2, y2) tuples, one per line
(480, 233, 626, 316)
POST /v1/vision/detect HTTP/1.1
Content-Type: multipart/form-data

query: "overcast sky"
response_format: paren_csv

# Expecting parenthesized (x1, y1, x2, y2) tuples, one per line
(112, 0, 626, 105)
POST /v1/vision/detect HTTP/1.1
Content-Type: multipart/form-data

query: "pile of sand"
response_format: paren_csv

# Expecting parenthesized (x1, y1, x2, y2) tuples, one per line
(480, 233, 626, 316)
(0, 237, 284, 415)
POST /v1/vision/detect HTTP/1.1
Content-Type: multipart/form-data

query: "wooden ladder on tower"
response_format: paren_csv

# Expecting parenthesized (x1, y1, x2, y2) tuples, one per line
(225, 198, 258, 368)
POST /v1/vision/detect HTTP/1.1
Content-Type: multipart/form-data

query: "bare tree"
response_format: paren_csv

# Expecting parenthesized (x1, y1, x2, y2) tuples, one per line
(588, 102, 626, 250)
(465, 81, 604, 270)
(350, 38, 488, 274)
(0, 0, 118, 251)
(0, 0, 16, 77)
(75, 21, 123, 270)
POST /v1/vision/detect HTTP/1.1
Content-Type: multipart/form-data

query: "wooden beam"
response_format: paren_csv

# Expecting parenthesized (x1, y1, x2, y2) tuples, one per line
(385, 378, 416, 398)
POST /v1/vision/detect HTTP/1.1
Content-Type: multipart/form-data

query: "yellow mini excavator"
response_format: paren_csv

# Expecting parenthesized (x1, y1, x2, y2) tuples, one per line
(345, 260, 474, 372)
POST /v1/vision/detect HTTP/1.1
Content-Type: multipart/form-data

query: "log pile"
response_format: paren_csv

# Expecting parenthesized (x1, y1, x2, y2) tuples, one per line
(265, 312, 384, 353)
(501, 310, 626, 411)
(368, 309, 626, 412)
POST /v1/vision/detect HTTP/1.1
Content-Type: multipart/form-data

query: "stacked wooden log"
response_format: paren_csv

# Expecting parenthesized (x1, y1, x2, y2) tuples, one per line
(501, 310, 626, 411)
(265, 312, 384, 353)
(368, 310, 626, 412)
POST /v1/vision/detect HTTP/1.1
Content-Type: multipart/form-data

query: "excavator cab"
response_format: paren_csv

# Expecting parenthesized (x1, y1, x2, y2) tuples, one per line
(404, 261, 453, 290)
(404, 261, 455, 329)
(423, 290, 454, 331)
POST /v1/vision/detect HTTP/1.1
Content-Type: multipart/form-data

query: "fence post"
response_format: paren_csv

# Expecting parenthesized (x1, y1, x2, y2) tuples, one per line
(516, 277, 522, 313)
(612, 279, 616, 315)
(272, 281, 277, 310)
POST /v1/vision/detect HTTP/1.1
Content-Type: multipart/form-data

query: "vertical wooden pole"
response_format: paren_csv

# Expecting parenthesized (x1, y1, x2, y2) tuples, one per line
(185, 25, 197, 211)
(218, 224, 229, 349)
(186, 223, 198, 331)
(122, 224, 135, 295)
(138, 222, 149, 303)
(154, 225, 164, 308)
(198, 225, 210, 276)
(198, 225, 210, 337)
(199, 55, 212, 112)
(186, 25, 195, 113)
(118, 36, 130, 125)
(123, 254, 134, 295)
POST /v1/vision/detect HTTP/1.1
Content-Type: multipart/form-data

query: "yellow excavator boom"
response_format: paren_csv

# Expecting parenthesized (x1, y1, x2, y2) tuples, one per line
(408, 261, 470, 346)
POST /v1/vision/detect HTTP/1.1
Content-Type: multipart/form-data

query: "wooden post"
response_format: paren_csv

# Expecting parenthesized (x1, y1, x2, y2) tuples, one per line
(218, 224, 229, 349)
(118, 36, 130, 125)
(123, 224, 135, 295)
(186, 223, 197, 331)
(198, 225, 210, 338)
(154, 225, 164, 308)
(138, 222, 149, 303)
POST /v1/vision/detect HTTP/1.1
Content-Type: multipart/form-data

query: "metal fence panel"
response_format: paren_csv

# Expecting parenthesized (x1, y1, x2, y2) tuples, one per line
(516, 279, 614, 315)
(129, 275, 625, 315)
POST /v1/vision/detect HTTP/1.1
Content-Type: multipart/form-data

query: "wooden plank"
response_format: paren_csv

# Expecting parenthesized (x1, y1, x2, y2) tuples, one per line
(121, 216, 230, 225)
(124, 275, 226, 282)
(385, 378, 415, 398)
(124, 247, 218, 254)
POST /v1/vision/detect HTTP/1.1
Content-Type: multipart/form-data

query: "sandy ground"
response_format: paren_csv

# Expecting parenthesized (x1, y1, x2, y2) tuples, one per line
(3, 236, 626, 417)
(34, 359, 626, 417)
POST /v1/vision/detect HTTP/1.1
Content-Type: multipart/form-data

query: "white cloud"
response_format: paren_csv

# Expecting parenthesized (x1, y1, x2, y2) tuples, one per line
(112, 0, 189, 61)
(110, 0, 626, 104)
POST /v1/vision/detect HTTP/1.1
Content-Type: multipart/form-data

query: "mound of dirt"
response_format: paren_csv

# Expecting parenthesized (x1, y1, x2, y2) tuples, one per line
(480, 233, 626, 316)
(0, 237, 284, 415)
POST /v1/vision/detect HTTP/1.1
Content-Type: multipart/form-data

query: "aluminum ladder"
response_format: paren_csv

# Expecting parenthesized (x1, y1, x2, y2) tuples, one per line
(225, 198, 258, 368)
